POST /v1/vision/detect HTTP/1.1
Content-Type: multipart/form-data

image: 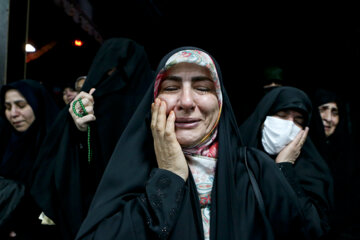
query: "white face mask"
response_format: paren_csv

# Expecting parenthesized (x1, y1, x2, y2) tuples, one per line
(261, 116, 302, 155)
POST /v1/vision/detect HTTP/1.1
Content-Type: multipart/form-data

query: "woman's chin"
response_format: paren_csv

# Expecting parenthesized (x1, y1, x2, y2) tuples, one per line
(177, 137, 199, 148)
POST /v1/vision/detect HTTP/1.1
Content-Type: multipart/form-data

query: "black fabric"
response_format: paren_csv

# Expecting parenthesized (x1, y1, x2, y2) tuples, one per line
(0, 177, 25, 226)
(0, 79, 60, 239)
(30, 38, 154, 240)
(239, 86, 334, 238)
(241, 147, 266, 215)
(75, 47, 326, 240)
(309, 88, 360, 240)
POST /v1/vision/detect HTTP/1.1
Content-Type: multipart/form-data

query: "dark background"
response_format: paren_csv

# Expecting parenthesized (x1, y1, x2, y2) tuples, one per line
(6, 1, 360, 133)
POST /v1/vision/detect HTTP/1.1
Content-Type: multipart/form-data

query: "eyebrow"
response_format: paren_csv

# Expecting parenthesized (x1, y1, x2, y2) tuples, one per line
(4, 100, 27, 105)
(319, 105, 339, 111)
(163, 75, 213, 82)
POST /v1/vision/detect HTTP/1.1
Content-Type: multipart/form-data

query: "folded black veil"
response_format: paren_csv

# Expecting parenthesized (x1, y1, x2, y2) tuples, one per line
(75, 47, 325, 240)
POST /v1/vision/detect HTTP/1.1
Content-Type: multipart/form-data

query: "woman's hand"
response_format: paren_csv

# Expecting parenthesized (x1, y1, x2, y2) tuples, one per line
(275, 127, 309, 164)
(151, 98, 189, 181)
(69, 88, 96, 132)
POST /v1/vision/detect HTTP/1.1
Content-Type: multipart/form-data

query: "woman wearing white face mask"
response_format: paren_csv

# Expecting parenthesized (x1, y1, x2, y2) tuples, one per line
(240, 86, 334, 239)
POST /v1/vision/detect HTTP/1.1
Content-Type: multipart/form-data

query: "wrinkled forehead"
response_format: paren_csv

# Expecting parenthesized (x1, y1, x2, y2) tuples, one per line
(154, 49, 222, 103)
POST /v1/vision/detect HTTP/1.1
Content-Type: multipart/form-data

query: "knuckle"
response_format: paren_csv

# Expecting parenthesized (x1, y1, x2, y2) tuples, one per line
(155, 126, 162, 132)
(77, 118, 84, 125)
(164, 130, 172, 138)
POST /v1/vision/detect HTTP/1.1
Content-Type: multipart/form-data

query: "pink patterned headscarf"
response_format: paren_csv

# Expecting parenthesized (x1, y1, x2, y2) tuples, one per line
(154, 49, 222, 158)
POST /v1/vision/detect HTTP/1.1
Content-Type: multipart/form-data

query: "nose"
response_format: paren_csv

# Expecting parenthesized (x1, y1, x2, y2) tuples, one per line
(177, 88, 195, 111)
(323, 110, 332, 123)
(10, 106, 20, 117)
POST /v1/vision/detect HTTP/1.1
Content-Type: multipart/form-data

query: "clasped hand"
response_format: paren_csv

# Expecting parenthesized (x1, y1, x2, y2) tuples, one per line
(69, 88, 96, 132)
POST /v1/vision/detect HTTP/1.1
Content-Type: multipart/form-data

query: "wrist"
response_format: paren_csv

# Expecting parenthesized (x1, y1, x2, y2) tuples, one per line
(76, 123, 88, 132)
(275, 156, 295, 164)
(159, 166, 188, 181)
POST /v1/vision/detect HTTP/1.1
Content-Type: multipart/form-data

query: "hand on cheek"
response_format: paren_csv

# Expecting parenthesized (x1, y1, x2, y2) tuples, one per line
(151, 98, 188, 181)
(276, 127, 309, 164)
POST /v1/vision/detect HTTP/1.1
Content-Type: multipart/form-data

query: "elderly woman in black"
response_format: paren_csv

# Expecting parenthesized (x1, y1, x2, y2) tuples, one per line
(75, 47, 327, 240)
(0, 79, 59, 239)
(309, 88, 360, 240)
(239, 86, 334, 239)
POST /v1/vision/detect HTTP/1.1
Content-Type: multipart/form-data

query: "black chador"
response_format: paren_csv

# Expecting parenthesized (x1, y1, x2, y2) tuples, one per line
(30, 38, 154, 240)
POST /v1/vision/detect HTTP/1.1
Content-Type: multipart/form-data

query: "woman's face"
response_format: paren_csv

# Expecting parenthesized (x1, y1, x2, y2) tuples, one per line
(75, 78, 86, 91)
(318, 102, 339, 137)
(63, 87, 77, 105)
(157, 62, 220, 147)
(4, 89, 36, 132)
(272, 109, 305, 129)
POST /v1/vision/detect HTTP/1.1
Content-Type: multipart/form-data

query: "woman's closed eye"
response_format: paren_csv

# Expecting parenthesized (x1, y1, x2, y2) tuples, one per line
(17, 102, 27, 108)
(275, 113, 287, 118)
(193, 82, 215, 94)
(4, 101, 27, 110)
(196, 87, 210, 92)
(294, 118, 305, 128)
(161, 86, 180, 92)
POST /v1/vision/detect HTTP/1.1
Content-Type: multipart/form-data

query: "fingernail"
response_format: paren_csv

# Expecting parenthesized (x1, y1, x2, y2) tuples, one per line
(171, 111, 176, 118)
